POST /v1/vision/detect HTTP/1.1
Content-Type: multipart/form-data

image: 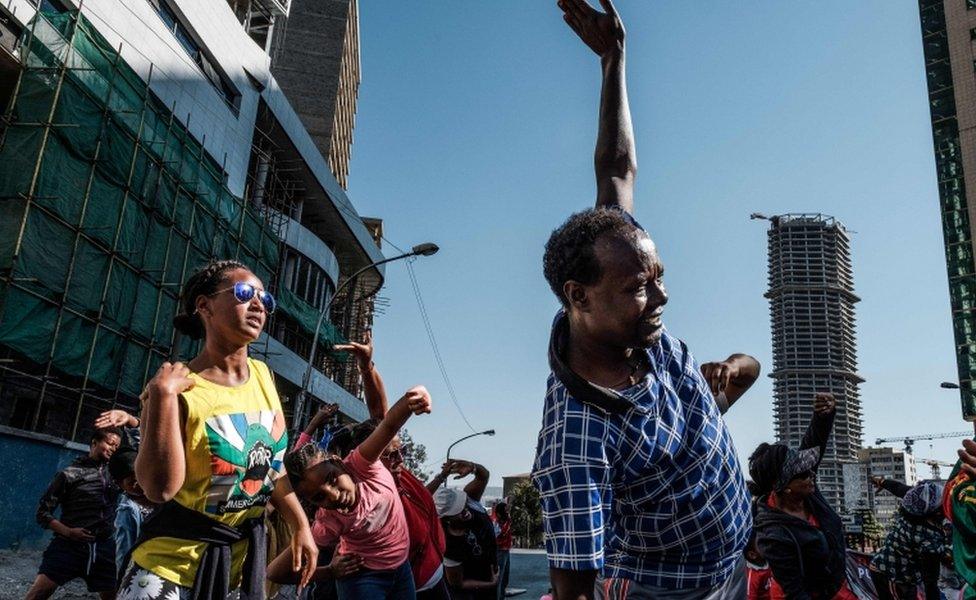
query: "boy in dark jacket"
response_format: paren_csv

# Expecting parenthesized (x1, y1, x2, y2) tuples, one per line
(748, 394, 854, 600)
(25, 427, 122, 600)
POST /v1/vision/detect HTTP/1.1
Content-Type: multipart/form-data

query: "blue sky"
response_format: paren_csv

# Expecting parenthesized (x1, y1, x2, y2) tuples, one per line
(343, 2, 966, 486)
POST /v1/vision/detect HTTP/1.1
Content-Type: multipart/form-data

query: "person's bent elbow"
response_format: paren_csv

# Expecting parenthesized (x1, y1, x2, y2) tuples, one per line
(139, 480, 181, 504)
(136, 464, 184, 503)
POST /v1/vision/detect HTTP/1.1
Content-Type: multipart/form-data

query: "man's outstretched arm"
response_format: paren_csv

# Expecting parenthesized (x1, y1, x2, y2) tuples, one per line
(558, 0, 636, 213)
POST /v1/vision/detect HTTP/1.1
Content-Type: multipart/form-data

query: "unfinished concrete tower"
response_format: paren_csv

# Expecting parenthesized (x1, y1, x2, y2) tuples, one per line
(764, 214, 863, 510)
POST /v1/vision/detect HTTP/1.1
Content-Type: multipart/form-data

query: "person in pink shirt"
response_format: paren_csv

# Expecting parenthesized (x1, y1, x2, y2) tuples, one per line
(284, 385, 432, 600)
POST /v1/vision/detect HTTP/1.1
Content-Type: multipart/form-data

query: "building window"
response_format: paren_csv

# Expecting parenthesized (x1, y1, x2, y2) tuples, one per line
(146, 0, 241, 116)
(283, 248, 333, 310)
(29, 0, 67, 12)
(969, 0, 976, 9)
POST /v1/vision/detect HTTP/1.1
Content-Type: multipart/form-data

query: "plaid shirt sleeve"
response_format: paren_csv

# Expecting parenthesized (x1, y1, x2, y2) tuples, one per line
(534, 460, 612, 570)
(533, 387, 614, 571)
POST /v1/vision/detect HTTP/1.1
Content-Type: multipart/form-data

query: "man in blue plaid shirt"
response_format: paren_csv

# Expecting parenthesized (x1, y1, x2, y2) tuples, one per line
(533, 1, 760, 598)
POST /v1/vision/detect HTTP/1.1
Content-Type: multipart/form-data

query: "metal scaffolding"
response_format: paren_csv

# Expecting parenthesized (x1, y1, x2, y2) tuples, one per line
(0, 8, 295, 443)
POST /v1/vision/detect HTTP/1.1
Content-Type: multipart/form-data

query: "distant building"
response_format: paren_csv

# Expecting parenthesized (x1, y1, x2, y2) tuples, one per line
(503, 472, 532, 499)
(269, 0, 360, 189)
(763, 214, 864, 510)
(843, 447, 917, 528)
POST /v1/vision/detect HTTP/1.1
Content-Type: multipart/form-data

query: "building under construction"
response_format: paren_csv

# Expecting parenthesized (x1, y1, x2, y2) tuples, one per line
(763, 213, 864, 510)
(0, 0, 380, 548)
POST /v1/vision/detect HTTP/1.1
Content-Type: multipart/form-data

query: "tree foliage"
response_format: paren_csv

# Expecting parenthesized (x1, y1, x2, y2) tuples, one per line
(509, 480, 543, 549)
(846, 507, 886, 551)
(399, 428, 430, 482)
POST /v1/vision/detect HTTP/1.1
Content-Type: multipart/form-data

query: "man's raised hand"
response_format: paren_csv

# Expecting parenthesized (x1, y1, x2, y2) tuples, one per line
(403, 385, 432, 416)
(95, 409, 138, 429)
(958, 438, 976, 479)
(333, 330, 374, 368)
(814, 392, 836, 416)
(557, 0, 625, 59)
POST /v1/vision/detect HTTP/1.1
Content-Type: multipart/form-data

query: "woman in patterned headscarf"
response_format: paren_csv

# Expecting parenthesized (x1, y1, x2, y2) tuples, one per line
(869, 480, 949, 600)
(749, 393, 858, 600)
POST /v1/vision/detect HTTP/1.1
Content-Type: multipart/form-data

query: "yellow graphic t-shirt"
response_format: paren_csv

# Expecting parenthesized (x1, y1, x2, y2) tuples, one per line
(132, 358, 288, 587)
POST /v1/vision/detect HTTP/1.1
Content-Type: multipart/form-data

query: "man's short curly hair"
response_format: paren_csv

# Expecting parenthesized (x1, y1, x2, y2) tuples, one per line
(543, 208, 643, 306)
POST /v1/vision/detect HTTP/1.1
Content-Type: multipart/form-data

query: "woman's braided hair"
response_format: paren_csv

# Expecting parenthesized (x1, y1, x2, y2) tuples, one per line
(172, 260, 249, 340)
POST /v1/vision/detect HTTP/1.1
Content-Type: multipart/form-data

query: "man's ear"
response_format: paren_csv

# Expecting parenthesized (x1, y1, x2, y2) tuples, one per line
(563, 280, 589, 312)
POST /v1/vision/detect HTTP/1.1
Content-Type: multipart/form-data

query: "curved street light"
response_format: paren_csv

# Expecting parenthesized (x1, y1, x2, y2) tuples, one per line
(443, 429, 496, 487)
(295, 242, 439, 427)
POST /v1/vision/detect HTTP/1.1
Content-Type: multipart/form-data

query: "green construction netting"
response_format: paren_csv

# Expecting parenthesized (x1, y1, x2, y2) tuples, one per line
(0, 10, 342, 401)
(277, 287, 345, 350)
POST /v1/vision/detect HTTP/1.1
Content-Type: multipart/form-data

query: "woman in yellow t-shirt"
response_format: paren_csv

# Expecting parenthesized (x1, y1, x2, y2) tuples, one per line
(119, 260, 317, 599)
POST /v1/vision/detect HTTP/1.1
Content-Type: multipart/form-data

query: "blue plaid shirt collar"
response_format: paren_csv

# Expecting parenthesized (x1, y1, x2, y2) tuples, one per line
(532, 317, 752, 589)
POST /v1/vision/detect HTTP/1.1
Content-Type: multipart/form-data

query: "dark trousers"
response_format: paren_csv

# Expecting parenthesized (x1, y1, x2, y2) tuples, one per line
(336, 560, 416, 600)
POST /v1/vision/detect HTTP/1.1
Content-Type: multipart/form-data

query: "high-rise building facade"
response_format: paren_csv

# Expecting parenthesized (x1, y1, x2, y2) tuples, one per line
(764, 214, 864, 509)
(269, 0, 359, 189)
(843, 447, 918, 528)
(0, 0, 382, 548)
(917, 0, 976, 418)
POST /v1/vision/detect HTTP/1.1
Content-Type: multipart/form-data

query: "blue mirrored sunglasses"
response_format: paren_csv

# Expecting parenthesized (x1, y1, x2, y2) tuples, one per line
(209, 281, 276, 314)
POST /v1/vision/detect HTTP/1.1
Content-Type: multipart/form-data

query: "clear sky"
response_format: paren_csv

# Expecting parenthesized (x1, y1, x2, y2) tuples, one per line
(343, 1, 966, 487)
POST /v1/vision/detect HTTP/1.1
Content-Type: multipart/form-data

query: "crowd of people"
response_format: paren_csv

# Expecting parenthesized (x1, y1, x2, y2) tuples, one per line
(529, 1, 976, 600)
(22, 258, 516, 600)
(15, 0, 976, 599)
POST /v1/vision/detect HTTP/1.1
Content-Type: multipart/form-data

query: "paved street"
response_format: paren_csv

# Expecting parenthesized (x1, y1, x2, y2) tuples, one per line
(508, 549, 549, 598)
(0, 549, 551, 599)
(0, 550, 87, 599)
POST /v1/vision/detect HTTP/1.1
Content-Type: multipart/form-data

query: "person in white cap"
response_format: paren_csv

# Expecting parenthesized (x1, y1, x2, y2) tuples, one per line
(434, 488, 498, 600)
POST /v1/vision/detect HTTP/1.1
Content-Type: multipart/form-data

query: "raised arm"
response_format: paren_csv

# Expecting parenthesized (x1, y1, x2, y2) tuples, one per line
(800, 393, 836, 469)
(295, 403, 339, 450)
(558, 0, 636, 212)
(871, 476, 912, 499)
(700, 354, 761, 413)
(333, 331, 388, 419)
(428, 459, 491, 502)
(136, 362, 194, 503)
(357, 386, 431, 464)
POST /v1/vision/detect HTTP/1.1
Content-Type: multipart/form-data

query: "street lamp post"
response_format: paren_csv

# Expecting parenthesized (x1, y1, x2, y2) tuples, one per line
(940, 381, 976, 434)
(444, 429, 495, 487)
(295, 243, 439, 429)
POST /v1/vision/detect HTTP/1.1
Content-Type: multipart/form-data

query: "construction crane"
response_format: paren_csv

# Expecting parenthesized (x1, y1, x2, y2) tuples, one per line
(916, 457, 955, 480)
(874, 430, 972, 454)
